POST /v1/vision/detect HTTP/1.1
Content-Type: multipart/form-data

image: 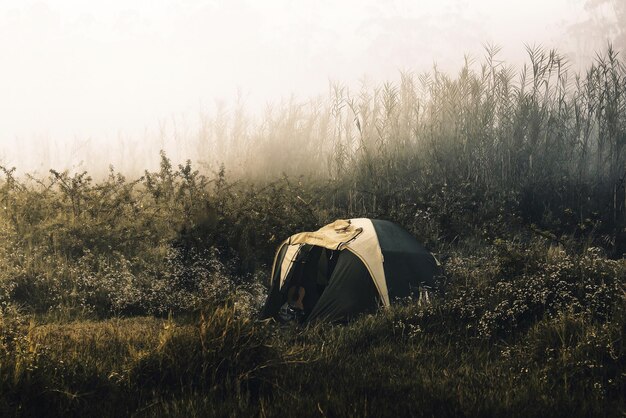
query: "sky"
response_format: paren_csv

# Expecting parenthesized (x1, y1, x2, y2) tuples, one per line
(0, 0, 622, 173)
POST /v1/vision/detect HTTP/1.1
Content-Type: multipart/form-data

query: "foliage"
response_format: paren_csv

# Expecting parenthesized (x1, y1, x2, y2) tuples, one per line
(0, 274, 623, 417)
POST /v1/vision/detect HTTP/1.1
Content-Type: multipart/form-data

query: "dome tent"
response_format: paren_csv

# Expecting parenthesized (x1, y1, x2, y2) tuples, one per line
(260, 218, 440, 323)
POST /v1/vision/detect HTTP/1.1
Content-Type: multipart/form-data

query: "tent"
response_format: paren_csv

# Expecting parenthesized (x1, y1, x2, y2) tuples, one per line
(260, 218, 440, 323)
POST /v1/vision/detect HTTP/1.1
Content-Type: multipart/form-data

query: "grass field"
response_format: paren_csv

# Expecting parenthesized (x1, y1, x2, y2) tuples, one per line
(0, 46, 625, 416)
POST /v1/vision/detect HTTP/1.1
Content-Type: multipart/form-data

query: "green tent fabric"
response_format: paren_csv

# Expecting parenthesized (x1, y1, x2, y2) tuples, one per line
(371, 219, 438, 300)
(306, 250, 379, 322)
(259, 218, 440, 323)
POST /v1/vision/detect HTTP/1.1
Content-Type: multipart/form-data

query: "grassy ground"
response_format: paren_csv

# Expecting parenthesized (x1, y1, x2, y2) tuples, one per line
(0, 301, 624, 417)
(0, 244, 624, 417)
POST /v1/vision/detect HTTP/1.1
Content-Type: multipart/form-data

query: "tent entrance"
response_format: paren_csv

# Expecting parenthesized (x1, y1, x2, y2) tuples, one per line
(281, 245, 339, 319)
(260, 242, 381, 323)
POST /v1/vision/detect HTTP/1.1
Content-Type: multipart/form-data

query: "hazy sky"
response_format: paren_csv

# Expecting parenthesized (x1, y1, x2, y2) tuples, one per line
(0, 0, 621, 172)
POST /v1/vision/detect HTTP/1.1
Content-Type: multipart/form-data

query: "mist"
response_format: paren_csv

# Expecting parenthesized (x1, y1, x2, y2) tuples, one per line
(0, 0, 623, 175)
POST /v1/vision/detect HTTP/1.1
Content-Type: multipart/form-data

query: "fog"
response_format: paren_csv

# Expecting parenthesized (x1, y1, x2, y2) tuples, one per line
(0, 0, 623, 175)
